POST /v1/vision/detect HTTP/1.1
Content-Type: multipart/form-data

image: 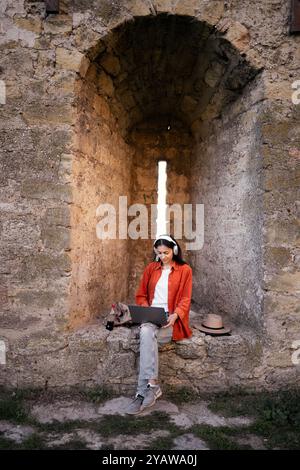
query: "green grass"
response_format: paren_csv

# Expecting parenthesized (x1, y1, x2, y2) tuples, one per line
(146, 434, 177, 450)
(93, 411, 178, 437)
(35, 419, 87, 434)
(51, 439, 89, 450)
(1, 386, 300, 450)
(190, 424, 250, 450)
(0, 435, 18, 450)
(0, 394, 29, 423)
(78, 385, 116, 404)
(20, 433, 48, 450)
(0, 433, 48, 450)
(207, 388, 300, 449)
(164, 385, 200, 405)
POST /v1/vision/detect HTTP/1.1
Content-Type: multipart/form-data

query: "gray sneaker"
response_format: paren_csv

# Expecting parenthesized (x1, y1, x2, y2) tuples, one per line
(125, 394, 144, 415)
(140, 384, 162, 411)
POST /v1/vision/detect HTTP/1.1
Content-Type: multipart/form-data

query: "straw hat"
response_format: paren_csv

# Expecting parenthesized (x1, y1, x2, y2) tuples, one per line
(198, 314, 231, 336)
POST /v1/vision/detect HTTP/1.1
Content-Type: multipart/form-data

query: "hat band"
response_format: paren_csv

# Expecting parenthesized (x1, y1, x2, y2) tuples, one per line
(201, 323, 226, 330)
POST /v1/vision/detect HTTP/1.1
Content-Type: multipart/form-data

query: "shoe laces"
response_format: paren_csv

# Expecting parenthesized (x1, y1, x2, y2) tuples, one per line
(135, 393, 144, 401)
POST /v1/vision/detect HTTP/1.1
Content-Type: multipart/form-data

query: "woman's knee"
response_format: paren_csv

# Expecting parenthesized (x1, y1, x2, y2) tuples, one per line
(157, 326, 173, 345)
(140, 322, 157, 339)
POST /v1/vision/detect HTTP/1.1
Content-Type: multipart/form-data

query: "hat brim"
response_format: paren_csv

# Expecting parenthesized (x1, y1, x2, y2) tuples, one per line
(198, 325, 231, 335)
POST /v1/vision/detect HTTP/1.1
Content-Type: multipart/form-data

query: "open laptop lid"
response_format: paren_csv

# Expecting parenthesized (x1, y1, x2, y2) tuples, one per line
(128, 305, 168, 327)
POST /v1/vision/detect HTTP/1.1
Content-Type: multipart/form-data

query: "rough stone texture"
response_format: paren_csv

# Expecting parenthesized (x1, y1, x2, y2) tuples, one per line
(171, 433, 209, 450)
(0, 0, 299, 392)
(190, 76, 265, 332)
(0, 421, 36, 443)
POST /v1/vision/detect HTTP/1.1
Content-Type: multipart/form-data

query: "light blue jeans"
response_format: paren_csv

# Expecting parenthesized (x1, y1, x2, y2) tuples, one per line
(136, 318, 173, 397)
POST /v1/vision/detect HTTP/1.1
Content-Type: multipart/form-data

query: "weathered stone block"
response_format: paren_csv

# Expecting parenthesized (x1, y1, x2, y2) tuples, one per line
(41, 226, 71, 251)
(224, 21, 250, 53)
(264, 219, 300, 246)
(265, 272, 300, 293)
(12, 289, 59, 310)
(17, 253, 71, 282)
(43, 207, 71, 228)
(68, 325, 109, 353)
(175, 0, 203, 16)
(104, 352, 135, 379)
(56, 47, 84, 71)
(264, 247, 292, 271)
(175, 332, 207, 359)
(22, 103, 76, 125)
(206, 335, 249, 358)
(124, 0, 152, 16)
(262, 122, 300, 146)
(44, 15, 73, 35)
(20, 181, 72, 203)
(264, 292, 300, 317)
(14, 17, 42, 34)
(105, 326, 133, 353)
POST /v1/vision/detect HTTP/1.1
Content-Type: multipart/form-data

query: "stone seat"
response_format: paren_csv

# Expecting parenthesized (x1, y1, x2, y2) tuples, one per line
(66, 310, 263, 394)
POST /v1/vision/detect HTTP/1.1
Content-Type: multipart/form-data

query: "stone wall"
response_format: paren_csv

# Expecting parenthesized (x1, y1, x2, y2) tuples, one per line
(0, 0, 299, 391)
(190, 74, 264, 331)
(69, 54, 133, 329)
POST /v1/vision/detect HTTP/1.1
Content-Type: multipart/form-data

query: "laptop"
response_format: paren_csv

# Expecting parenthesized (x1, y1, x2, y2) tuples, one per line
(128, 305, 168, 327)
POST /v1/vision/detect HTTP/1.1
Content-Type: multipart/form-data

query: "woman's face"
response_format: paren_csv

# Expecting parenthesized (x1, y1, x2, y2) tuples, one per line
(155, 244, 173, 265)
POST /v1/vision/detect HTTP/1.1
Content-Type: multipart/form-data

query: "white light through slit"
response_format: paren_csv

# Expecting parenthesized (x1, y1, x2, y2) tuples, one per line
(156, 160, 167, 238)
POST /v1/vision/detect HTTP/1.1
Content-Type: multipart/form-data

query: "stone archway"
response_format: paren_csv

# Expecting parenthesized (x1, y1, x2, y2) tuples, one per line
(2, 0, 300, 392)
(68, 11, 264, 332)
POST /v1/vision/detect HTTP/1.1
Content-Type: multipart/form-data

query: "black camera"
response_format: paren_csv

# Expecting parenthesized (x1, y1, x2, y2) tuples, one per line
(105, 321, 114, 331)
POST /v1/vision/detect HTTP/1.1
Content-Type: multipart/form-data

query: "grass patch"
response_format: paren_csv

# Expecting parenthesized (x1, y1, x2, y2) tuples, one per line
(146, 434, 176, 450)
(207, 388, 300, 449)
(0, 433, 48, 450)
(30, 411, 182, 444)
(0, 393, 30, 424)
(164, 385, 200, 405)
(92, 411, 178, 437)
(208, 388, 300, 423)
(0, 435, 18, 450)
(51, 439, 89, 450)
(20, 433, 48, 450)
(190, 424, 250, 450)
(35, 419, 87, 434)
(0, 384, 115, 425)
(78, 385, 116, 404)
(1, 385, 299, 450)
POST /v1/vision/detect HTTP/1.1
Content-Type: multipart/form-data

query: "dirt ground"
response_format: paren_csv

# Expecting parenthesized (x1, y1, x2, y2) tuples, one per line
(1, 387, 299, 450)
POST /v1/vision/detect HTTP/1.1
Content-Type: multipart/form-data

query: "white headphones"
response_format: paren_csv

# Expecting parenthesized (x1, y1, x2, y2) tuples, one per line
(153, 234, 179, 260)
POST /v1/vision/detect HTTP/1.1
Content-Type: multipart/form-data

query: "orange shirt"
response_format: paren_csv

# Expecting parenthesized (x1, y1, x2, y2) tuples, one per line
(135, 260, 193, 341)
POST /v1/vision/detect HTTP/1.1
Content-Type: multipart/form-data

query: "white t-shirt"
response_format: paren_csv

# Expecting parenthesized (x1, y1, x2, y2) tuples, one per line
(151, 267, 171, 312)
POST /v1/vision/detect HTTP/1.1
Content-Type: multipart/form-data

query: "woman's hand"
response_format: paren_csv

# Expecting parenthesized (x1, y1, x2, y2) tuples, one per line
(161, 313, 178, 328)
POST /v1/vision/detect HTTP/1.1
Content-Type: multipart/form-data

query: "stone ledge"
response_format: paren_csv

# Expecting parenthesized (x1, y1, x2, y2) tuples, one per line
(0, 317, 264, 392)
(67, 319, 254, 363)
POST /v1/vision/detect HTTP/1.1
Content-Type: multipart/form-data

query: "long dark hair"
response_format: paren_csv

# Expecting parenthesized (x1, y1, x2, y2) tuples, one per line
(153, 234, 187, 265)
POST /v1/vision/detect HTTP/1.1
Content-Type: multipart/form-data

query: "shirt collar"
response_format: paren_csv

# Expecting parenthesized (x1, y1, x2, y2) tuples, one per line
(154, 260, 179, 271)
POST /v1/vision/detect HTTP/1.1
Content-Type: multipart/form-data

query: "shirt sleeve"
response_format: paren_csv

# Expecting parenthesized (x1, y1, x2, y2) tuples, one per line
(174, 265, 192, 320)
(135, 264, 151, 306)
